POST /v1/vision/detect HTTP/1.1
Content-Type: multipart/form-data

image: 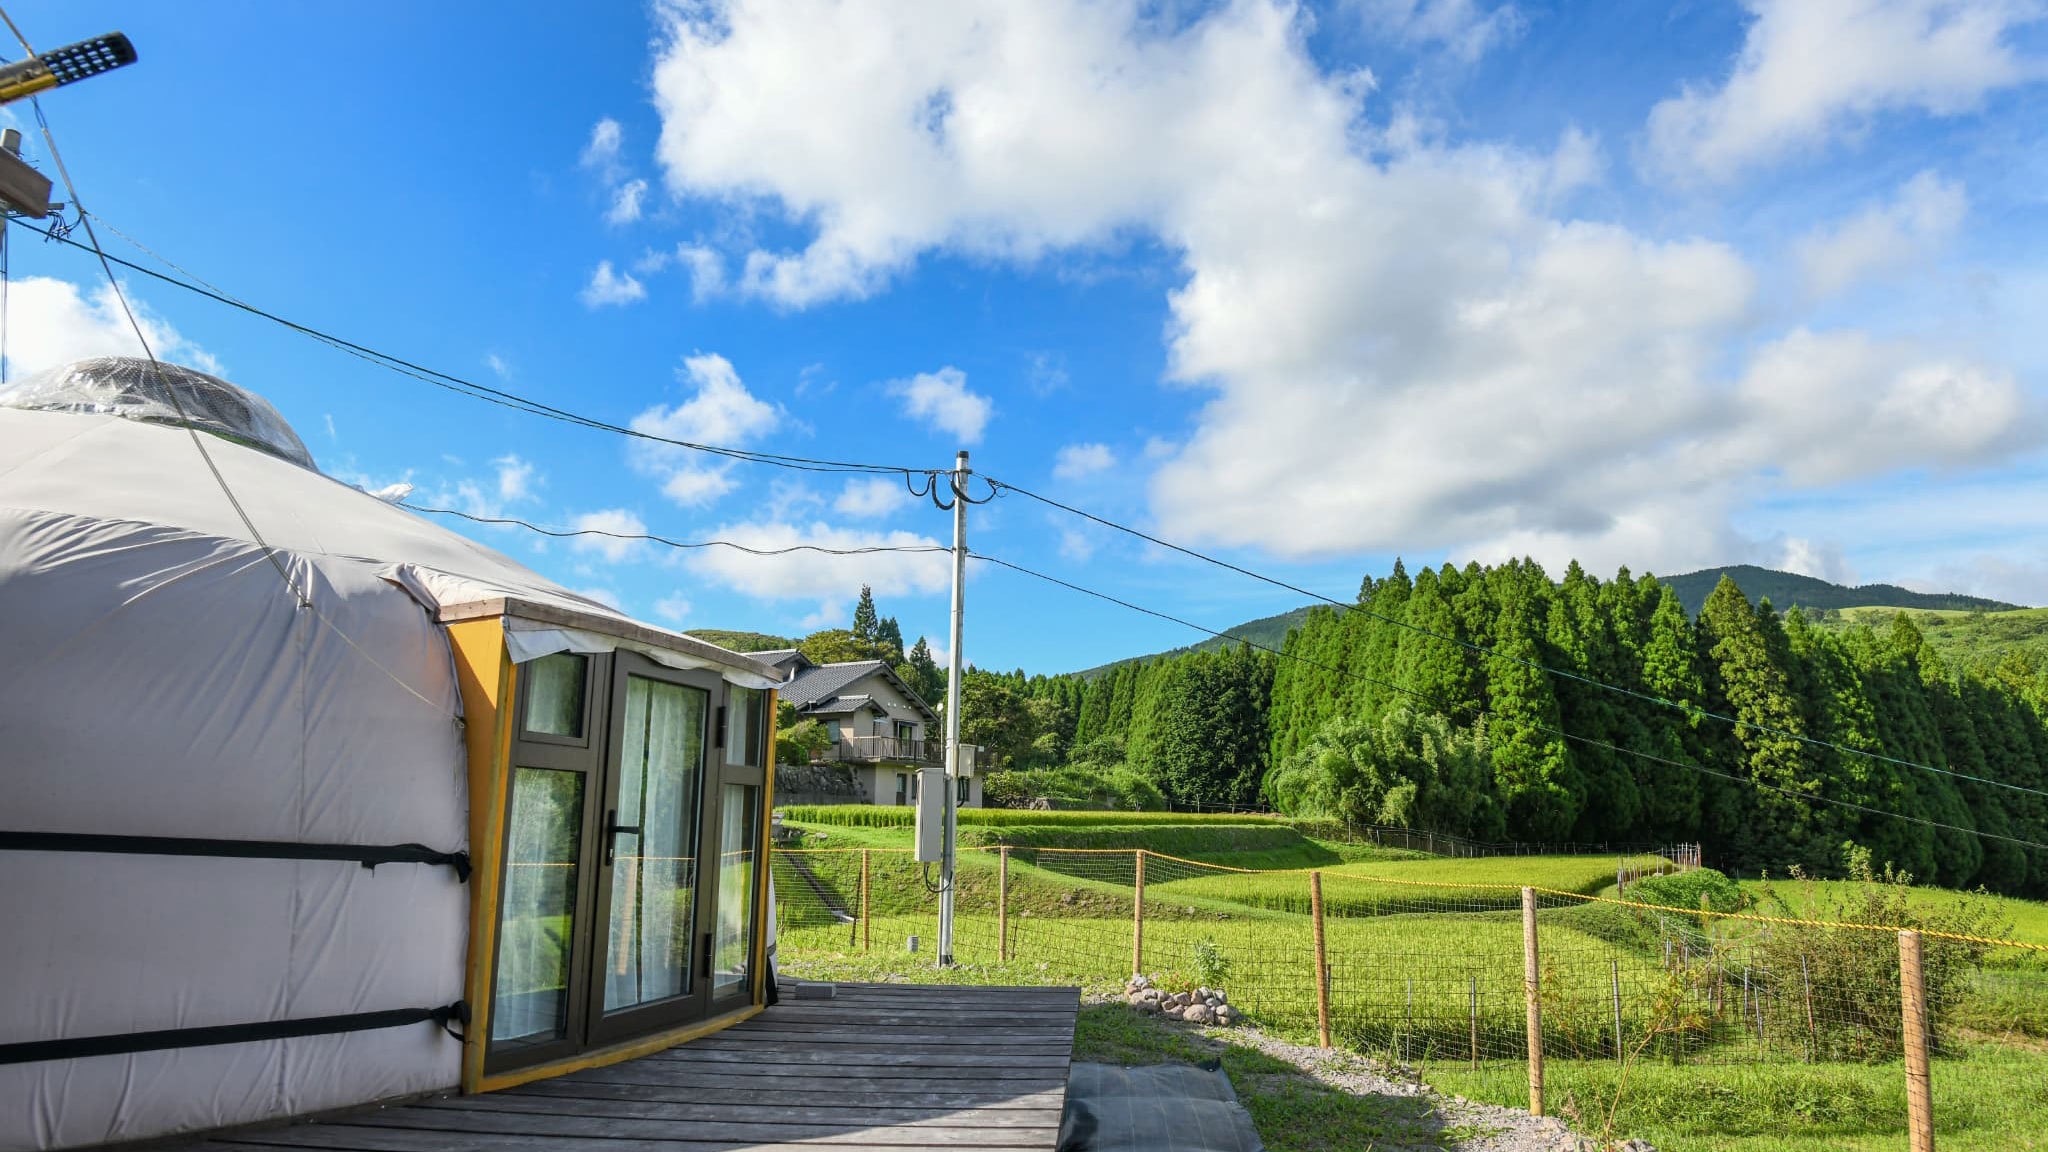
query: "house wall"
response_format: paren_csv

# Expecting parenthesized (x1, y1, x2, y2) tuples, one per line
(811, 671, 923, 741)
(862, 764, 981, 808)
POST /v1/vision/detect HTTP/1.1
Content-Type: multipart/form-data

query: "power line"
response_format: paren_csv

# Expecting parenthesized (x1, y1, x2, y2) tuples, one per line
(404, 503, 953, 559)
(969, 550, 2048, 853)
(9, 214, 927, 479)
(987, 477, 2048, 801)
(4, 20, 438, 711)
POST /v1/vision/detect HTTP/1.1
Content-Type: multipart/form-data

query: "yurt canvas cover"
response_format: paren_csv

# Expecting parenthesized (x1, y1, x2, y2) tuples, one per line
(0, 359, 779, 1150)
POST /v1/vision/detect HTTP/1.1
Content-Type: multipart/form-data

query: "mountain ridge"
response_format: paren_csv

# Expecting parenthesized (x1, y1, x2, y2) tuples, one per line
(1069, 565, 2024, 676)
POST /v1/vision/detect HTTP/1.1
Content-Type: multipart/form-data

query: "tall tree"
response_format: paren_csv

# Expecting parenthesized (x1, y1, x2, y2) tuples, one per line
(876, 614, 905, 663)
(904, 636, 944, 704)
(1484, 563, 1579, 840)
(852, 584, 880, 643)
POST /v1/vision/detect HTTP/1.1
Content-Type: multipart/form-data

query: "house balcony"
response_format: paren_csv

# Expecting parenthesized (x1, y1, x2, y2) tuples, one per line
(814, 735, 981, 770)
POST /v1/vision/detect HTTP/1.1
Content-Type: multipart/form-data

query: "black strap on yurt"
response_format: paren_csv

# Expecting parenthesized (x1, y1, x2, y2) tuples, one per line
(0, 1003, 470, 1066)
(0, 830, 471, 880)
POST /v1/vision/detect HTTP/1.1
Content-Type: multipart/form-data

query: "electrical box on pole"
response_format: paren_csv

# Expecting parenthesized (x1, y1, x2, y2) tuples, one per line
(913, 766, 946, 862)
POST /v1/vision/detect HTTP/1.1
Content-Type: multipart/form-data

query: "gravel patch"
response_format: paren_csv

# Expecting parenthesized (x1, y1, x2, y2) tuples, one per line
(1221, 1025, 1651, 1151)
(1112, 1002, 1653, 1152)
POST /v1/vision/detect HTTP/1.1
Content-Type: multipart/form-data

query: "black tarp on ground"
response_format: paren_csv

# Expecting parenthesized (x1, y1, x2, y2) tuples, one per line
(1058, 1061, 1263, 1152)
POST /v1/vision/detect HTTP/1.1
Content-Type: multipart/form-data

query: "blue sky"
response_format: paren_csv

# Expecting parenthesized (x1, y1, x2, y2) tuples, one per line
(7, 0, 2048, 673)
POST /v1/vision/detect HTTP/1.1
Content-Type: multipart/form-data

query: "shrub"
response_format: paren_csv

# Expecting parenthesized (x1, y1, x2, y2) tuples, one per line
(1628, 868, 1746, 916)
(1749, 848, 2009, 1060)
(775, 718, 834, 766)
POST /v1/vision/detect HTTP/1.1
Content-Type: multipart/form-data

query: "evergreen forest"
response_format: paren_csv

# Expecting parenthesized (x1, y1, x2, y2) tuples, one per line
(963, 561, 2048, 897)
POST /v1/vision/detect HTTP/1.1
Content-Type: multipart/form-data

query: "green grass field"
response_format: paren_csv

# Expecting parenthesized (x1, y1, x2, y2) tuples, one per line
(779, 804, 1290, 827)
(771, 817, 2048, 1151)
(1821, 605, 2048, 674)
(1431, 1046, 2048, 1152)
(778, 812, 1416, 869)
(1739, 876, 2048, 950)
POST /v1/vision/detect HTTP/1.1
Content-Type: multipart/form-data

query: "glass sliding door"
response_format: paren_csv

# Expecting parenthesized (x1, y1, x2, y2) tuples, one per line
(487, 648, 767, 1071)
(588, 653, 719, 1043)
(601, 674, 707, 1016)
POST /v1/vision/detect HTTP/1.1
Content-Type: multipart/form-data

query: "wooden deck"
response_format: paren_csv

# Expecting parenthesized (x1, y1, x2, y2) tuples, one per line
(162, 984, 1080, 1152)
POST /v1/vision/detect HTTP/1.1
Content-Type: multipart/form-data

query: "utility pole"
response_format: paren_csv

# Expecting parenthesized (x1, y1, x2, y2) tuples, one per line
(936, 450, 969, 966)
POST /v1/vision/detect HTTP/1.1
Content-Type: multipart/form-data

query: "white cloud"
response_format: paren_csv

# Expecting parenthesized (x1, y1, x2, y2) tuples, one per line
(1645, 0, 2048, 184)
(4, 276, 218, 377)
(834, 475, 910, 517)
(581, 260, 647, 308)
(1058, 527, 1097, 562)
(1796, 170, 1967, 298)
(367, 481, 414, 503)
(607, 178, 650, 225)
(1923, 553, 2048, 606)
(1026, 351, 1070, 395)
(685, 519, 951, 610)
(630, 352, 781, 507)
(646, 0, 2037, 577)
(323, 413, 338, 440)
(676, 244, 727, 300)
(494, 454, 537, 502)
(1052, 442, 1116, 480)
(570, 508, 650, 563)
(887, 367, 991, 443)
(1353, 0, 1523, 62)
(485, 353, 513, 379)
(582, 117, 625, 176)
(660, 467, 739, 506)
(654, 593, 692, 623)
(1775, 537, 1858, 584)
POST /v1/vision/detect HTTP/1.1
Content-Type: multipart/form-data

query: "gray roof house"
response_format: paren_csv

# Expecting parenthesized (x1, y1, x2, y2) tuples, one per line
(762, 650, 982, 807)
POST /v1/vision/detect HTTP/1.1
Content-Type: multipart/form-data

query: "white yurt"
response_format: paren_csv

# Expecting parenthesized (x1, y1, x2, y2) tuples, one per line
(0, 358, 783, 1150)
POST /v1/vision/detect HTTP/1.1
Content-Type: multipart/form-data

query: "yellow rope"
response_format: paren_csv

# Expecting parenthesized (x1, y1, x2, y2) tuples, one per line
(1530, 886, 2048, 953)
(764, 843, 2047, 952)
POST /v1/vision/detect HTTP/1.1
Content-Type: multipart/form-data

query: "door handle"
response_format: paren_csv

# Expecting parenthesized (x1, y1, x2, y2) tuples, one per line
(700, 932, 713, 980)
(603, 808, 642, 866)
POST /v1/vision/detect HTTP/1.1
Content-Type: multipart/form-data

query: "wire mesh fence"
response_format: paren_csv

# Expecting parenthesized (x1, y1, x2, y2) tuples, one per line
(769, 844, 2047, 1143)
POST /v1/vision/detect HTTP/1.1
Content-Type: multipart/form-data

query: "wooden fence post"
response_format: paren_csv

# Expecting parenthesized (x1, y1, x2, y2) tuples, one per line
(860, 849, 871, 953)
(998, 846, 1010, 963)
(1900, 930, 1934, 1152)
(1523, 887, 1544, 1118)
(1311, 870, 1331, 1049)
(1132, 849, 1146, 978)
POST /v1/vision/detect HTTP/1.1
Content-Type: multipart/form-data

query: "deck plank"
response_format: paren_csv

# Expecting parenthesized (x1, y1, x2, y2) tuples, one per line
(150, 983, 1079, 1152)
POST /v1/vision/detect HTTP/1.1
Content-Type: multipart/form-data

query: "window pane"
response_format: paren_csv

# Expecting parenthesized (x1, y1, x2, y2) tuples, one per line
(525, 653, 587, 738)
(714, 782, 758, 993)
(605, 676, 707, 1013)
(492, 768, 583, 1046)
(725, 687, 763, 766)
